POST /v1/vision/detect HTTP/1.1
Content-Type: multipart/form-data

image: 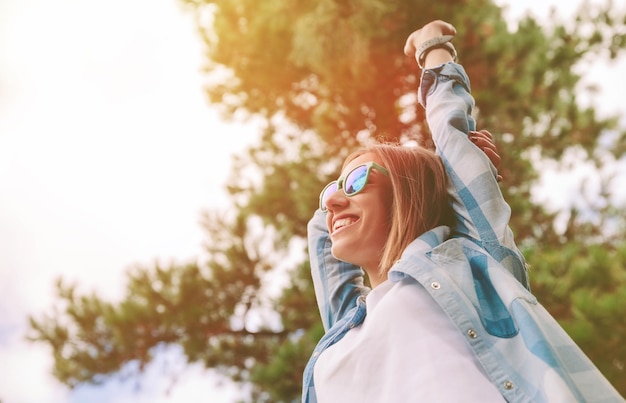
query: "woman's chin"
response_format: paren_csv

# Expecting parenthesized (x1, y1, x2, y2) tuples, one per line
(331, 244, 354, 264)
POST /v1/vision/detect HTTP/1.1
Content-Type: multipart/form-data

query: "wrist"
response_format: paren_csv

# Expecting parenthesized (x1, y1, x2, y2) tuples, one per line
(416, 35, 457, 69)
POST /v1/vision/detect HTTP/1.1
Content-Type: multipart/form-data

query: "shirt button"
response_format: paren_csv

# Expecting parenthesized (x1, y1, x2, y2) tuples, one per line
(503, 380, 514, 390)
(312, 351, 320, 358)
(467, 329, 478, 339)
(430, 281, 441, 289)
(349, 322, 355, 329)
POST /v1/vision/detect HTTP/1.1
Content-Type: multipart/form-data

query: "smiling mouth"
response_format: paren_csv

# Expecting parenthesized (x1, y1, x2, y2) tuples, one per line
(333, 217, 359, 233)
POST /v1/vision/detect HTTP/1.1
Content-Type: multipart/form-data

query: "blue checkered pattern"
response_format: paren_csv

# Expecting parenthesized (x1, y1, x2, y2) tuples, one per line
(302, 63, 623, 402)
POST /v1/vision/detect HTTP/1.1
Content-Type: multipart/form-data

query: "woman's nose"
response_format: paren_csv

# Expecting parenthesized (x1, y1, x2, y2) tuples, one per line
(325, 188, 349, 211)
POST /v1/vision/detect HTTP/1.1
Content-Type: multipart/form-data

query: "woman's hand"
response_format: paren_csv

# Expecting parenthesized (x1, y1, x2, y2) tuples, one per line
(403, 20, 457, 67)
(470, 130, 503, 182)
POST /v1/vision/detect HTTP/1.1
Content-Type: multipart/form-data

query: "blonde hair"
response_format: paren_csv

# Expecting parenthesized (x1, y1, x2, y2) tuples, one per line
(343, 143, 453, 275)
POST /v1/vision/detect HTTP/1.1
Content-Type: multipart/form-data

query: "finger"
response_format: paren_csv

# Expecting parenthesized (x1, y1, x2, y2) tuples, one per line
(469, 130, 502, 178)
(475, 129, 493, 141)
(429, 20, 457, 36)
(470, 136, 497, 154)
(440, 20, 457, 36)
(481, 147, 501, 168)
(470, 130, 494, 144)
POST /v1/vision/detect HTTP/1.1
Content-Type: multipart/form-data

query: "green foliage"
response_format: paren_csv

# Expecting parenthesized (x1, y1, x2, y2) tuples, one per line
(29, 0, 626, 400)
(525, 242, 626, 389)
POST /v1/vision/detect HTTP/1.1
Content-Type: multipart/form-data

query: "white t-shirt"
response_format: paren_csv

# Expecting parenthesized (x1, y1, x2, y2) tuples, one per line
(314, 277, 504, 402)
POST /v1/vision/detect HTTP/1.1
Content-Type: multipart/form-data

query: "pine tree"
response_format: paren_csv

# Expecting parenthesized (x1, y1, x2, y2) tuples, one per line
(29, 1, 626, 400)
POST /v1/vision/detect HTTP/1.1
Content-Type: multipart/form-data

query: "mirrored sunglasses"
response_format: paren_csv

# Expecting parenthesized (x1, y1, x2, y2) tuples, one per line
(319, 161, 389, 212)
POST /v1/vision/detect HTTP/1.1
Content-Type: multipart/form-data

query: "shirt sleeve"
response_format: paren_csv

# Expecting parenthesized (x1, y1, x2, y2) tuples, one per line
(419, 62, 530, 289)
(307, 209, 370, 331)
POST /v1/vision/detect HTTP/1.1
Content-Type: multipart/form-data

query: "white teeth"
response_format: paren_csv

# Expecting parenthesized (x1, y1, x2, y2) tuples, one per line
(333, 217, 357, 232)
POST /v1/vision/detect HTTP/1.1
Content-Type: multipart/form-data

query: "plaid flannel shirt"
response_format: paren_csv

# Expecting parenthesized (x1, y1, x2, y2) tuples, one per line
(303, 63, 623, 402)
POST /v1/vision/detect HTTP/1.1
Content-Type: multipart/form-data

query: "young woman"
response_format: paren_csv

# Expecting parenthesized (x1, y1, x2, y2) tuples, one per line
(302, 20, 622, 403)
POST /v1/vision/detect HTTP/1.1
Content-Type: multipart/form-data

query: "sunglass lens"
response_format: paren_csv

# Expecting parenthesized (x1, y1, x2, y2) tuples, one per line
(344, 165, 368, 195)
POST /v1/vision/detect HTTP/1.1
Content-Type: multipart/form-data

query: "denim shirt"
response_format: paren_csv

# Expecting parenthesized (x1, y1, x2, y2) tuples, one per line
(303, 63, 623, 402)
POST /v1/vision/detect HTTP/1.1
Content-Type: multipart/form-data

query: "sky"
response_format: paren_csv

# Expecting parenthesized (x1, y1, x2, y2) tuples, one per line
(0, 0, 623, 402)
(0, 0, 255, 402)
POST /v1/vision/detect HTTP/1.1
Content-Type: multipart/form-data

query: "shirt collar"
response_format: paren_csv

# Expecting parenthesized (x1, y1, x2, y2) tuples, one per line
(387, 225, 449, 281)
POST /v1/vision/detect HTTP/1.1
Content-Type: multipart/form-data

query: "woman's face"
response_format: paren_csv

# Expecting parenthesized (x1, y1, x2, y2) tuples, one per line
(324, 152, 393, 273)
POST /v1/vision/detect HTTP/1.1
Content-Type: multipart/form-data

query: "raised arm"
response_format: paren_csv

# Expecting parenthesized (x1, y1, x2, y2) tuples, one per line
(405, 21, 529, 288)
